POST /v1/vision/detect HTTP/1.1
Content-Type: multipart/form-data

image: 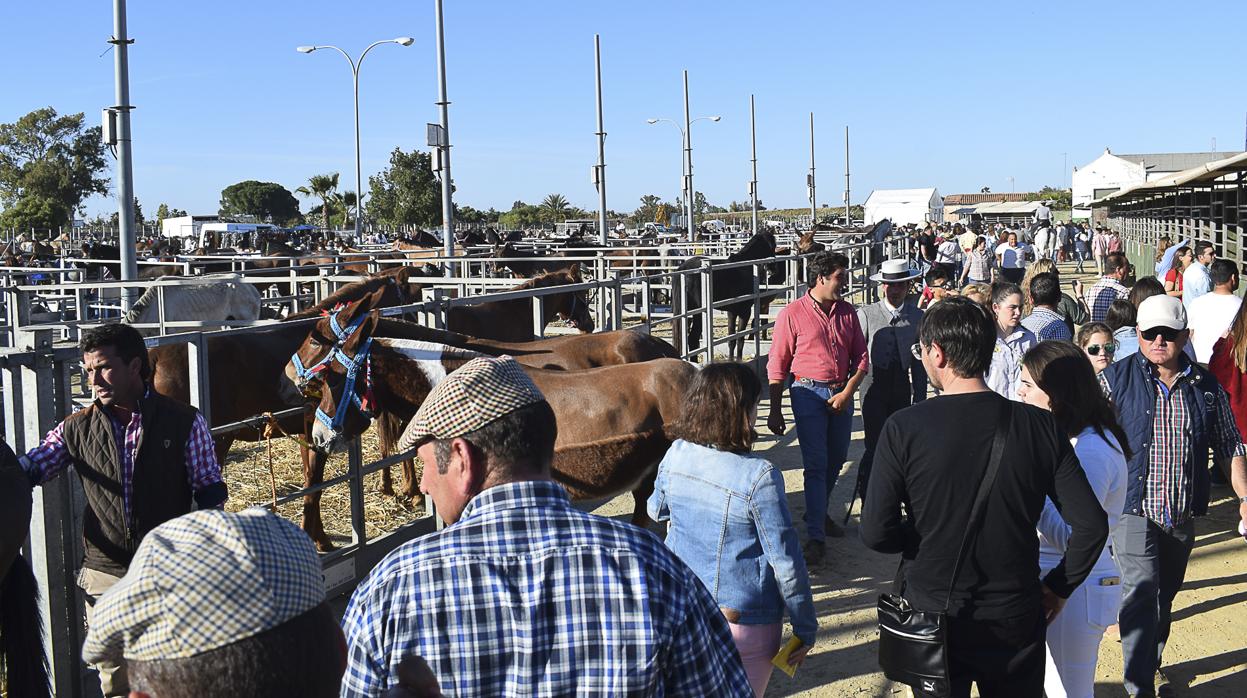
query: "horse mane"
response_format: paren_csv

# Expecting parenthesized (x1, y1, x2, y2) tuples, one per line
(286, 274, 396, 320)
(728, 231, 776, 262)
(513, 269, 576, 290)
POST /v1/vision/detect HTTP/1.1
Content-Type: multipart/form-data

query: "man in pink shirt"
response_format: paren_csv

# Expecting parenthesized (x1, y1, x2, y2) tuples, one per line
(767, 252, 869, 565)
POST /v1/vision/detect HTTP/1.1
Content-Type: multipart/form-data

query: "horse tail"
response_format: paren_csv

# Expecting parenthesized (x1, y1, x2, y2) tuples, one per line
(0, 555, 51, 698)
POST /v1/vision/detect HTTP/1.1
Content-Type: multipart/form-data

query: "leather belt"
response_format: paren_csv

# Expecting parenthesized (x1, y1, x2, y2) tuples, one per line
(794, 376, 847, 391)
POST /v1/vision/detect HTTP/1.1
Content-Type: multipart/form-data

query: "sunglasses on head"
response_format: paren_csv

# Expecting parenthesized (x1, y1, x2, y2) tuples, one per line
(1140, 327, 1181, 343)
(1085, 342, 1116, 356)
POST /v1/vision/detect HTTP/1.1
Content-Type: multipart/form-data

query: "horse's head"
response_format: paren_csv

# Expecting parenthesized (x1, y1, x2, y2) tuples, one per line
(539, 269, 593, 333)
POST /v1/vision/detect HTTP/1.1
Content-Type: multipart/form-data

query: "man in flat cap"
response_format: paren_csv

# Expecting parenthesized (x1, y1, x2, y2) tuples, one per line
(82, 508, 344, 698)
(340, 356, 751, 697)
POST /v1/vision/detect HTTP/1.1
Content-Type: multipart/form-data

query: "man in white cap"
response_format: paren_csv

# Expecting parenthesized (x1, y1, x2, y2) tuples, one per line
(340, 356, 751, 697)
(81, 508, 344, 698)
(1099, 295, 1247, 697)
(848, 259, 926, 517)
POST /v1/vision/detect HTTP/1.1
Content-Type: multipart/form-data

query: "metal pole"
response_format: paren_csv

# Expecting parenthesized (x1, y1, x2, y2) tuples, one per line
(808, 112, 816, 229)
(683, 70, 694, 241)
(844, 125, 851, 226)
(352, 63, 363, 240)
(594, 34, 608, 246)
(435, 0, 455, 271)
(112, 0, 138, 310)
(750, 94, 759, 235)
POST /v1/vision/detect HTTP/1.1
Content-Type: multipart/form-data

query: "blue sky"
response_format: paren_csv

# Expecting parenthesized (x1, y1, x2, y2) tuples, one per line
(3, 1, 1244, 219)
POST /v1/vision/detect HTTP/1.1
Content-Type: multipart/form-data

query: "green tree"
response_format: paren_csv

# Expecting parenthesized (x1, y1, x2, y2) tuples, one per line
(108, 197, 143, 228)
(633, 194, 662, 224)
(0, 107, 109, 230)
(218, 180, 301, 224)
(366, 148, 442, 228)
(1035, 185, 1072, 209)
(156, 203, 170, 221)
(540, 193, 570, 222)
(497, 200, 543, 229)
(296, 173, 340, 230)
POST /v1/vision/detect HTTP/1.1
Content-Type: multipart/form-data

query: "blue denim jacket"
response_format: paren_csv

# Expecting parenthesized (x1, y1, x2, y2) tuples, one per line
(647, 440, 817, 645)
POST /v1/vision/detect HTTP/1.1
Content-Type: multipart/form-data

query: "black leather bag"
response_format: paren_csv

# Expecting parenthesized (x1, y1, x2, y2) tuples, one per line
(876, 401, 1012, 697)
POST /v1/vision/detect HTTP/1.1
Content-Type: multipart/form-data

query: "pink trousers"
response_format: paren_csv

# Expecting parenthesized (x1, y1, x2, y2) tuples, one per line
(727, 621, 783, 697)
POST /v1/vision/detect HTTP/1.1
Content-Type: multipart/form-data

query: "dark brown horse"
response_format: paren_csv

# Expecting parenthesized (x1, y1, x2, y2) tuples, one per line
(678, 230, 778, 360)
(1, 442, 50, 697)
(447, 269, 594, 341)
(285, 299, 694, 527)
(490, 243, 580, 278)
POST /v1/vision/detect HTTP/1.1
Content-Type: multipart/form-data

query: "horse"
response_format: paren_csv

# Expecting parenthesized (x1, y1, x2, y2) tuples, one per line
(677, 230, 778, 360)
(123, 274, 263, 333)
(284, 298, 695, 528)
(490, 243, 578, 278)
(285, 265, 440, 321)
(1, 443, 51, 697)
(447, 269, 594, 341)
(75, 242, 183, 280)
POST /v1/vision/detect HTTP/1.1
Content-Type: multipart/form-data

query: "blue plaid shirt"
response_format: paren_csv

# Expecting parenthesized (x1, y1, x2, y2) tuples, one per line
(340, 480, 752, 697)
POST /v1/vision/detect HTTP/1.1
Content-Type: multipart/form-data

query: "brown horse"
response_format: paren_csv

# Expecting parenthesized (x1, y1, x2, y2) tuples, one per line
(1, 443, 50, 697)
(446, 269, 594, 341)
(285, 299, 694, 527)
(285, 265, 439, 321)
(490, 243, 580, 278)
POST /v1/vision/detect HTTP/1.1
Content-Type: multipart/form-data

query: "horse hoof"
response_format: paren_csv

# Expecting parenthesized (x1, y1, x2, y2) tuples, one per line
(315, 538, 336, 553)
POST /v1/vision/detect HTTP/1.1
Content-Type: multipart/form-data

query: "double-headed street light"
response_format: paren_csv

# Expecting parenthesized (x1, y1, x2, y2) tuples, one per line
(296, 37, 414, 240)
(646, 114, 719, 237)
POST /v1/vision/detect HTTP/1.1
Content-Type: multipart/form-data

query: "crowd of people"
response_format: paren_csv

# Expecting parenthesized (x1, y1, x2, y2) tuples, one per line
(7, 228, 1247, 698)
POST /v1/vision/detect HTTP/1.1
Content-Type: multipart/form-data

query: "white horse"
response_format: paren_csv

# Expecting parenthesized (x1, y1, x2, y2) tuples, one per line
(124, 274, 262, 332)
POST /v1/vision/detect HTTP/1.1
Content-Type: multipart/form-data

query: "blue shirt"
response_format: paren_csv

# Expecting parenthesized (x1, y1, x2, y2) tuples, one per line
(340, 480, 751, 697)
(647, 440, 817, 645)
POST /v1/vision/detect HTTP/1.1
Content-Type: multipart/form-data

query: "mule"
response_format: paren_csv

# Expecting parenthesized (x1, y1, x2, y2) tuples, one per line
(678, 230, 778, 360)
(446, 269, 594, 341)
(284, 298, 694, 528)
(1, 443, 50, 697)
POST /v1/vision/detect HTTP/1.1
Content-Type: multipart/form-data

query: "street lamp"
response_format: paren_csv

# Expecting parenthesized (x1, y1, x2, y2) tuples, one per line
(646, 114, 719, 237)
(296, 37, 414, 240)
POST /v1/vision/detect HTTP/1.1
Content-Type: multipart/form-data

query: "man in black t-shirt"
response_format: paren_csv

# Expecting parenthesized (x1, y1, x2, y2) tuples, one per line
(861, 296, 1107, 698)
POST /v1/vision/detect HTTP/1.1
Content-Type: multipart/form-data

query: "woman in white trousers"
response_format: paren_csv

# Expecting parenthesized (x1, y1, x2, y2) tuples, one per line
(1017, 341, 1129, 698)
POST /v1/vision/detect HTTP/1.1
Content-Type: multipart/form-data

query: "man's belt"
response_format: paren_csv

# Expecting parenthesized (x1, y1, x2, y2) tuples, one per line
(794, 376, 847, 391)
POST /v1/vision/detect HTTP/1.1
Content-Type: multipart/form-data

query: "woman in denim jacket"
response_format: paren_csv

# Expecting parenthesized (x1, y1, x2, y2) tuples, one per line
(648, 363, 816, 696)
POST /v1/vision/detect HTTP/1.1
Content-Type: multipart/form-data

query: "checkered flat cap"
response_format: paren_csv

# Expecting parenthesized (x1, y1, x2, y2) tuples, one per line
(399, 355, 545, 450)
(82, 508, 325, 663)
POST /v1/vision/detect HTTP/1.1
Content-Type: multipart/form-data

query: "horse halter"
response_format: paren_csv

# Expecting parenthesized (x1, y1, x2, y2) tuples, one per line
(290, 307, 376, 435)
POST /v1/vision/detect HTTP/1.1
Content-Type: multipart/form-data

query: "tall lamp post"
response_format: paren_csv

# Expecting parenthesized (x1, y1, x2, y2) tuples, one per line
(647, 113, 719, 236)
(296, 37, 414, 240)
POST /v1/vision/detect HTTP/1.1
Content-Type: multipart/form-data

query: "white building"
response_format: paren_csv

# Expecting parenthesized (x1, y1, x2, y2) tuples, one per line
(1072, 149, 1240, 218)
(862, 188, 943, 226)
(160, 214, 220, 238)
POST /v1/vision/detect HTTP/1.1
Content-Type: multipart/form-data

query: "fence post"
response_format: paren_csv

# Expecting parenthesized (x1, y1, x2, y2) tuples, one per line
(532, 295, 545, 338)
(700, 259, 714, 363)
(674, 270, 686, 357)
(639, 275, 652, 335)
(611, 276, 623, 331)
(11, 328, 88, 697)
(753, 262, 762, 360)
(348, 437, 366, 546)
(186, 332, 212, 428)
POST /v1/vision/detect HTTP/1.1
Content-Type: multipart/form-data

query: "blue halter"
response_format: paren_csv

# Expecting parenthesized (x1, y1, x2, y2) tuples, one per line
(290, 308, 376, 434)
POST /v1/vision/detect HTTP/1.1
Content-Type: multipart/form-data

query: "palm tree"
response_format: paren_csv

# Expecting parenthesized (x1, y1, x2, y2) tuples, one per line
(541, 193, 570, 223)
(296, 173, 340, 231)
(330, 191, 358, 230)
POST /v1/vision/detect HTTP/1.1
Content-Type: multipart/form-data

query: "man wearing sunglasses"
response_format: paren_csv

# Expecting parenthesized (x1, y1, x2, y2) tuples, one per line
(1099, 295, 1247, 697)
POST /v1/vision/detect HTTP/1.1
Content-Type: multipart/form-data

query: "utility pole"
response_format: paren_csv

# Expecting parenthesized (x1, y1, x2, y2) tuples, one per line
(112, 0, 138, 308)
(434, 0, 455, 272)
(683, 70, 694, 240)
(594, 34, 607, 245)
(749, 94, 759, 235)
(844, 125, 851, 226)
(808, 112, 816, 230)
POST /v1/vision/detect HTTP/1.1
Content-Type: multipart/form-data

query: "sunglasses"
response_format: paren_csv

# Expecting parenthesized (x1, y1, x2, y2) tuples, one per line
(1085, 342, 1116, 356)
(1140, 327, 1181, 343)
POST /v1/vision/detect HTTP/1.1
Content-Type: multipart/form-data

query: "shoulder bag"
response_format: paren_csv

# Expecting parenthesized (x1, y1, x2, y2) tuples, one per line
(875, 399, 1012, 697)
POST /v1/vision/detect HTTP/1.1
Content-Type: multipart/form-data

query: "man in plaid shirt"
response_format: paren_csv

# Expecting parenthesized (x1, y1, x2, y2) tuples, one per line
(1086, 251, 1131, 323)
(340, 356, 751, 697)
(18, 323, 225, 697)
(1099, 296, 1247, 697)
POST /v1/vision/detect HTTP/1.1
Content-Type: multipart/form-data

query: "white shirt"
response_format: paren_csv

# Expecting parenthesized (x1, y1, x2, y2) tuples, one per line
(936, 239, 961, 265)
(995, 242, 1028, 269)
(986, 327, 1037, 400)
(1187, 291, 1242, 362)
(1038, 428, 1127, 575)
(1182, 261, 1211, 309)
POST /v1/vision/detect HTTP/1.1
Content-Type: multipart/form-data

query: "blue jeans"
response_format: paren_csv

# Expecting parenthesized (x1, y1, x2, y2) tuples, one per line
(790, 382, 854, 542)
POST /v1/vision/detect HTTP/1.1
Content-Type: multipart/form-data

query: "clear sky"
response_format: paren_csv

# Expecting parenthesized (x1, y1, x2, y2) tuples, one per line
(3, 0, 1244, 220)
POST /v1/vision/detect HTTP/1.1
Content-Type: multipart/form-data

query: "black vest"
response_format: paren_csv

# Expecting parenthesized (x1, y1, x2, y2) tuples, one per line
(60, 391, 198, 577)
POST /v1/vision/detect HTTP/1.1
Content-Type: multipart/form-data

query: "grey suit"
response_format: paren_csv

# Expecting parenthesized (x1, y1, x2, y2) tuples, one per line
(854, 298, 927, 502)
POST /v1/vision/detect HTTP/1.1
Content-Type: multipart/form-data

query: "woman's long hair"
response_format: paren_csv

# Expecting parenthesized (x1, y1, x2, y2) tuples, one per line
(1022, 341, 1132, 459)
(671, 362, 762, 453)
(1225, 294, 1247, 372)
(1154, 235, 1173, 263)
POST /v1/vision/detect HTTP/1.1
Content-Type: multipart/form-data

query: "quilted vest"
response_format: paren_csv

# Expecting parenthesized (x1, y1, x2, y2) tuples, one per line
(60, 391, 197, 577)
(1102, 353, 1218, 518)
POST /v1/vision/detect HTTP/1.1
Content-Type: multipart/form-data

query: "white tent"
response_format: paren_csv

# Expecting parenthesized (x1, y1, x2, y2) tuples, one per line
(863, 188, 942, 226)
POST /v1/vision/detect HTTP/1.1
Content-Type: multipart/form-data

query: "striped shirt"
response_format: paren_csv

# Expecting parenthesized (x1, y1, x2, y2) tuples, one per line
(1086, 277, 1129, 323)
(964, 249, 994, 282)
(1021, 307, 1073, 342)
(339, 480, 752, 697)
(21, 389, 222, 523)
(1099, 366, 1244, 526)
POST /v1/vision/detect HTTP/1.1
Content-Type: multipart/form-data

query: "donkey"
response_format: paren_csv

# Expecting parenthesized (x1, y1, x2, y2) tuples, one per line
(284, 297, 694, 528)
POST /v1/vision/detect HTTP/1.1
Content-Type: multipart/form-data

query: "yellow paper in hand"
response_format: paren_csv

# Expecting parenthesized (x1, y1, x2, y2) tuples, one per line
(770, 636, 804, 678)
